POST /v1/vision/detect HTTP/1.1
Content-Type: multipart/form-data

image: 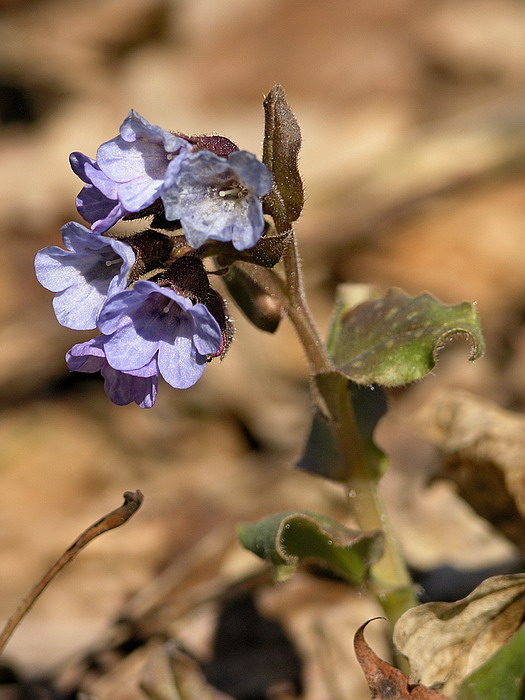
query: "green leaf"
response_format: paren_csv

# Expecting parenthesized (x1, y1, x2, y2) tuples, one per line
(296, 405, 346, 481)
(330, 287, 485, 386)
(262, 84, 304, 231)
(238, 511, 384, 584)
(297, 374, 387, 481)
(455, 623, 525, 700)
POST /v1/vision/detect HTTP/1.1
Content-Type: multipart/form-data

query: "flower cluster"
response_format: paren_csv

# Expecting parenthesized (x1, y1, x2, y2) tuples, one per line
(35, 111, 273, 407)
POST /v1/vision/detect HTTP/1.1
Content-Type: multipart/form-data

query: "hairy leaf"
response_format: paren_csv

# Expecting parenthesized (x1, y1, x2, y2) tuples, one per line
(238, 511, 384, 584)
(330, 288, 484, 386)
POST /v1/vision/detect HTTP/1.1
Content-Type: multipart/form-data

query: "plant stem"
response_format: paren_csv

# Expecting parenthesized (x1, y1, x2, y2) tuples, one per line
(281, 235, 333, 375)
(282, 234, 416, 630)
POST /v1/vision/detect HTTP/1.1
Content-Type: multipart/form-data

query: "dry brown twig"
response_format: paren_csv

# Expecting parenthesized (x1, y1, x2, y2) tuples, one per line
(0, 489, 144, 655)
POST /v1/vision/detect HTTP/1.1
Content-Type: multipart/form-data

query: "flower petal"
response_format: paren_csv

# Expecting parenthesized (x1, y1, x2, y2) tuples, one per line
(66, 337, 106, 372)
(119, 110, 186, 154)
(101, 363, 158, 407)
(158, 334, 206, 389)
(76, 185, 125, 232)
(53, 283, 102, 330)
(191, 303, 222, 355)
(104, 322, 160, 371)
(109, 137, 165, 176)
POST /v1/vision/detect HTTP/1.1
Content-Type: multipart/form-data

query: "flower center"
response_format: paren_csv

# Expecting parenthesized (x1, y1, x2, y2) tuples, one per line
(105, 257, 121, 267)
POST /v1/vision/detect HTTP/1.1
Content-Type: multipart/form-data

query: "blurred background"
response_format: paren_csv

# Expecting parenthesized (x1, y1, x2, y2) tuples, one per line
(2, 0, 525, 697)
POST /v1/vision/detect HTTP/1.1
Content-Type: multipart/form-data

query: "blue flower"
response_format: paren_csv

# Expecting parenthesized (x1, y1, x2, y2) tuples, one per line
(67, 337, 158, 408)
(161, 150, 272, 251)
(34, 221, 135, 330)
(71, 110, 190, 234)
(98, 280, 223, 389)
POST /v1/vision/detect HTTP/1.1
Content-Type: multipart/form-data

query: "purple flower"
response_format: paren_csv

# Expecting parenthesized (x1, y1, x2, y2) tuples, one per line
(98, 280, 222, 389)
(71, 110, 190, 233)
(160, 150, 272, 251)
(67, 337, 158, 408)
(34, 221, 135, 330)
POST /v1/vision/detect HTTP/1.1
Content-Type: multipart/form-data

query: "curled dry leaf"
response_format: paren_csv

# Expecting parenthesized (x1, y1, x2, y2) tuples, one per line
(414, 389, 525, 555)
(393, 574, 525, 697)
(354, 619, 449, 699)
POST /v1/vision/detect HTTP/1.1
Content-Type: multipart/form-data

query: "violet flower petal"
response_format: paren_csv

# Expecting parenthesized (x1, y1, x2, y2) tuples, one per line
(158, 333, 206, 389)
(67, 336, 158, 408)
(35, 222, 135, 330)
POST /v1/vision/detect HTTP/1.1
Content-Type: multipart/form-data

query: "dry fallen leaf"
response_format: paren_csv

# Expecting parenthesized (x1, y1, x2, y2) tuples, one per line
(393, 574, 525, 697)
(354, 618, 449, 699)
(140, 641, 231, 700)
(414, 389, 525, 555)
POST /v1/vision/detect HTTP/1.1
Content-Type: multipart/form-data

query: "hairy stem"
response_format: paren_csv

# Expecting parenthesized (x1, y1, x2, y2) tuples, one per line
(281, 235, 333, 375)
(282, 233, 416, 630)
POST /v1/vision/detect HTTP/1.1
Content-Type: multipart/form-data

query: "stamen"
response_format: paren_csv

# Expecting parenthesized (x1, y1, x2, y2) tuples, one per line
(105, 258, 121, 267)
(218, 187, 241, 198)
(163, 300, 174, 314)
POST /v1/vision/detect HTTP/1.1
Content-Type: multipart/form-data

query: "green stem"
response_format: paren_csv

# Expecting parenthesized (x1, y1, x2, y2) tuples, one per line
(281, 233, 416, 631)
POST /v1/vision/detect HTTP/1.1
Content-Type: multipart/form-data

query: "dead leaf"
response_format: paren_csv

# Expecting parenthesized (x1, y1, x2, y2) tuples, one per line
(414, 389, 525, 555)
(393, 574, 525, 697)
(354, 618, 449, 699)
(140, 641, 231, 700)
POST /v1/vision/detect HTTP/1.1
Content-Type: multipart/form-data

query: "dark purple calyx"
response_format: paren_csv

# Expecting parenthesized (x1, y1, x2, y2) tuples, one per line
(175, 134, 239, 158)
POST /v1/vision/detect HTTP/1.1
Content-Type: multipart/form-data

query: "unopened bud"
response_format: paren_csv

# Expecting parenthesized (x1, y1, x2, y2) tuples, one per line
(223, 262, 284, 333)
(119, 230, 173, 282)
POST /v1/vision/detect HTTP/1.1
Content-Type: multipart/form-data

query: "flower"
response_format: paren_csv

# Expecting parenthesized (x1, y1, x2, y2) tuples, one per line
(34, 222, 135, 330)
(161, 149, 272, 251)
(98, 280, 223, 389)
(67, 337, 158, 408)
(71, 110, 190, 234)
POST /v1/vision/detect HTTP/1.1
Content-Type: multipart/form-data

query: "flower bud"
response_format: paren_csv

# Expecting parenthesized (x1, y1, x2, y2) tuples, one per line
(223, 262, 285, 333)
